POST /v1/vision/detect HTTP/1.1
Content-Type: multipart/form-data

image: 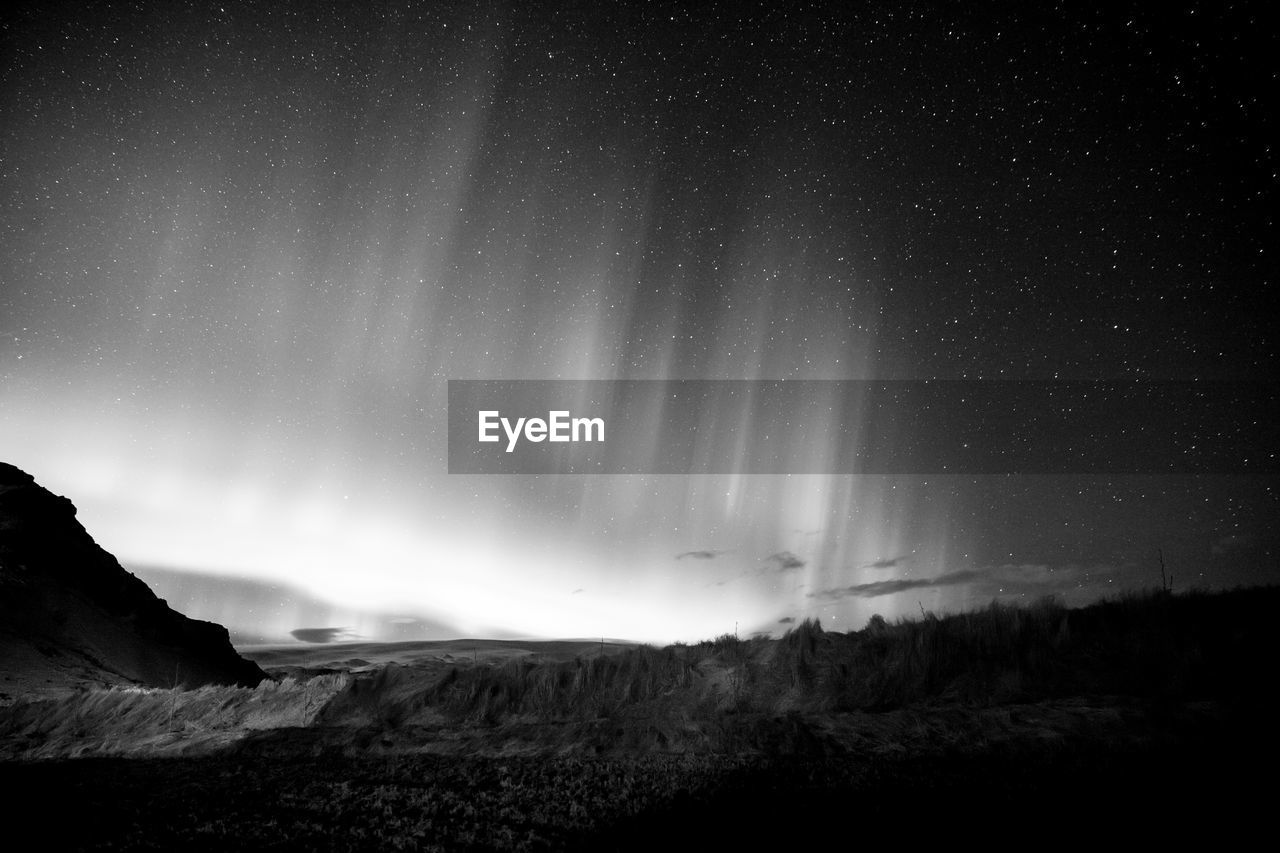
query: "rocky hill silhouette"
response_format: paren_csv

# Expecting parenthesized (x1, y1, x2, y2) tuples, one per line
(0, 462, 266, 698)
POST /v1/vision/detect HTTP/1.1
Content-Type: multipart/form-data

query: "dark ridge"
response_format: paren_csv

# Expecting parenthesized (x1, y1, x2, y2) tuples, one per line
(0, 462, 267, 693)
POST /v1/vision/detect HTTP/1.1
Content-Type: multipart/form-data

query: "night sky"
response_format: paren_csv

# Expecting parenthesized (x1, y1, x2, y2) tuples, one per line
(1, 1, 1275, 643)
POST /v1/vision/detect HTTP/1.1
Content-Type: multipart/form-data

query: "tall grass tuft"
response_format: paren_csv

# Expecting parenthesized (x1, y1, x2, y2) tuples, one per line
(424, 645, 699, 724)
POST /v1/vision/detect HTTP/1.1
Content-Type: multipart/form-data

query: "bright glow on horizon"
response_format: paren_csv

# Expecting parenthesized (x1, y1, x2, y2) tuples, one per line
(1, 384, 961, 643)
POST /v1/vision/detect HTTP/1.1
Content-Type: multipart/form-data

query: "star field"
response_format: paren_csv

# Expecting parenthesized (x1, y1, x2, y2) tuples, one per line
(1, 2, 1275, 641)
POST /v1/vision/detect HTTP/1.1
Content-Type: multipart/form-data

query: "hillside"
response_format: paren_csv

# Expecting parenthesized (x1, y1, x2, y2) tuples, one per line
(2, 586, 1276, 848)
(0, 462, 266, 700)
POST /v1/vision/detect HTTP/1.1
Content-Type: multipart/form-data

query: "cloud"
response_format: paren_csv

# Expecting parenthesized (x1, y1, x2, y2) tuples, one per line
(290, 627, 359, 643)
(676, 549, 731, 560)
(864, 555, 908, 569)
(809, 562, 1122, 602)
(811, 570, 983, 600)
(571, 588, 584, 594)
(777, 616, 796, 624)
(703, 550, 806, 588)
(766, 551, 805, 571)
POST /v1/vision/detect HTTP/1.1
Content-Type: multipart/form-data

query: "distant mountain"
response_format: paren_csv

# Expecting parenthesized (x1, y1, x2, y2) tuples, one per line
(0, 462, 266, 697)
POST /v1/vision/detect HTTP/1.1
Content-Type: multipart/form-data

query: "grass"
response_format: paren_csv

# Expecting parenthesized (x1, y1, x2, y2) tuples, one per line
(0, 673, 350, 759)
(2, 698, 1272, 850)
(4, 586, 1276, 849)
(3, 586, 1276, 761)
(782, 586, 1280, 710)
(383, 586, 1280, 725)
(421, 645, 698, 724)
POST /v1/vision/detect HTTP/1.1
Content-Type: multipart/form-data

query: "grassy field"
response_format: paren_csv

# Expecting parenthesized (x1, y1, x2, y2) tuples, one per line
(2, 705, 1271, 849)
(2, 587, 1277, 848)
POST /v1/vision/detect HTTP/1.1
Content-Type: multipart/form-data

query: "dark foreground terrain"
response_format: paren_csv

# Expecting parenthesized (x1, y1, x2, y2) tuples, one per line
(4, 587, 1279, 849)
(3, 705, 1274, 850)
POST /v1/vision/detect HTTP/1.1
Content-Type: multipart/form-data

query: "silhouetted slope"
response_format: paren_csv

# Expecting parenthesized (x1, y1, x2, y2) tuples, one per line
(0, 462, 266, 695)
